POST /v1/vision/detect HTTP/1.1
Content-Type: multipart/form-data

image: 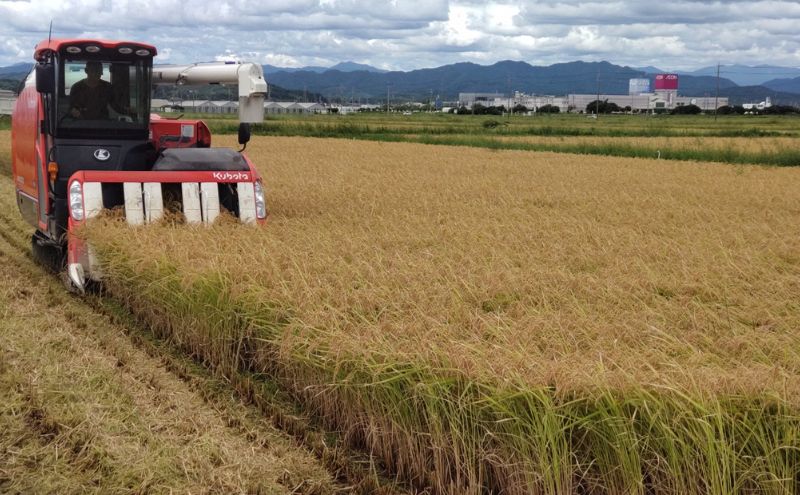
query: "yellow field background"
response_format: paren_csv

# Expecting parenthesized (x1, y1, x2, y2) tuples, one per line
(4, 129, 795, 493)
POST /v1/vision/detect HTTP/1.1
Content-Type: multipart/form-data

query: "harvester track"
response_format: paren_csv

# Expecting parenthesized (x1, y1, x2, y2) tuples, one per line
(0, 173, 408, 494)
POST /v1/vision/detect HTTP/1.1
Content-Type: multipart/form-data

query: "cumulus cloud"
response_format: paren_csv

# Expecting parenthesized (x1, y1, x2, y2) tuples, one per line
(0, 0, 798, 71)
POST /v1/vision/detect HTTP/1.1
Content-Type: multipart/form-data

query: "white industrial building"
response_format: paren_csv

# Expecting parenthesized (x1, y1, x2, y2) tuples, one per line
(459, 89, 727, 113)
(457, 92, 505, 108)
(152, 100, 326, 115)
(565, 93, 727, 113)
(332, 104, 382, 114)
(743, 97, 772, 111)
(629, 78, 650, 95)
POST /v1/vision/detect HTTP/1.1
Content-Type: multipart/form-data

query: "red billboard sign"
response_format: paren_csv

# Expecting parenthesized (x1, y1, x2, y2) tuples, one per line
(654, 73, 679, 91)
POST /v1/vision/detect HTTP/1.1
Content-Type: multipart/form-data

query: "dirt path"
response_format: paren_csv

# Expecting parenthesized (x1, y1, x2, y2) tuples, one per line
(0, 175, 336, 493)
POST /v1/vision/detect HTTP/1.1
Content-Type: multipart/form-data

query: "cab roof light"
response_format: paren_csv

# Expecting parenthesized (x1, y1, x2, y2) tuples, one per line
(66, 46, 82, 54)
(85, 45, 100, 53)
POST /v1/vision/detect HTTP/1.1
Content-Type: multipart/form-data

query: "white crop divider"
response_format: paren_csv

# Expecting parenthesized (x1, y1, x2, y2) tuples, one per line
(200, 182, 220, 224)
(123, 182, 145, 225)
(143, 183, 164, 223)
(87, 244, 102, 280)
(83, 182, 104, 219)
(181, 183, 202, 224)
(237, 182, 256, 224)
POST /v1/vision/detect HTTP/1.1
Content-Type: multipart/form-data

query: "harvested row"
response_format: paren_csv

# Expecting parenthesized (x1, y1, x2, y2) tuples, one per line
(84, 136, 800, 494)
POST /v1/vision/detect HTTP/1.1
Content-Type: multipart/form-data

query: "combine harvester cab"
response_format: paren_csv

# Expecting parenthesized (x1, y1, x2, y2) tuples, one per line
(11, 39, 268, 291)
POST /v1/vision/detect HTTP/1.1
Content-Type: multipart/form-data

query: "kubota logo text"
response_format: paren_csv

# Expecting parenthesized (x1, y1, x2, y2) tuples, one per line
(93, 149, 111, 161)
(212, 172, 250, 181)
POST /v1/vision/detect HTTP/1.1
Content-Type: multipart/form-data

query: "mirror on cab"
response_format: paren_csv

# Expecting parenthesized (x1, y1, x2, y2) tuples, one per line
(35, 63, 56, 94)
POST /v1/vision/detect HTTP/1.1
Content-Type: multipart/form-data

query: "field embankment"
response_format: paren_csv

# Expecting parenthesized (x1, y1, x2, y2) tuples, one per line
(85, 135, 800, 494)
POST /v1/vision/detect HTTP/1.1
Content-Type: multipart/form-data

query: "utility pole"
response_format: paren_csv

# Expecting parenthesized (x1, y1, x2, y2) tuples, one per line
(386, 84, 390, 114)
(507, 75, 512, 117)
(714, 63, 720, 121)
(596, 72, 601, 116)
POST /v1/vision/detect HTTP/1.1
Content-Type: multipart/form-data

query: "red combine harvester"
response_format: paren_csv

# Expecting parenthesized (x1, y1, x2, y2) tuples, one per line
(11, 39, 268, 291)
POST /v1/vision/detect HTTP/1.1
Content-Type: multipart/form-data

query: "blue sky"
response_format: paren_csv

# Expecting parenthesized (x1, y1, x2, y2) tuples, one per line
(1, 0, 799, 71)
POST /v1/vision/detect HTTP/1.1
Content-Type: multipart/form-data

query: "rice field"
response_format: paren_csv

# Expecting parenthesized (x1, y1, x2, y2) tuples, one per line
(489, 135, 798, 154)
(82, 135, 800, 494)
(200, 113, 800, 166)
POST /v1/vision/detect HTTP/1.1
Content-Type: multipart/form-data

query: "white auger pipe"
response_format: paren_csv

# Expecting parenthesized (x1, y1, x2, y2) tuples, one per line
(152, 62, 267, 123)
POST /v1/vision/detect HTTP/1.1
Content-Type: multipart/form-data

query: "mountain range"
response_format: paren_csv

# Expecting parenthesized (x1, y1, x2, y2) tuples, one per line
(263, 61, 387, 74)
(263, 60, 800, 105)
(680, 65, 800, 87)
(2, 60, 800, 105)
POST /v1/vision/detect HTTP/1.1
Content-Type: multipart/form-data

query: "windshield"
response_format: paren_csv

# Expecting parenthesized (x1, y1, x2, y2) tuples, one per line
(57, 58, 151, 135)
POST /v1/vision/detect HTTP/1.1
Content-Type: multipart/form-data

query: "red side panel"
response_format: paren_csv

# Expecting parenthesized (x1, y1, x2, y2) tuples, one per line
(11, 85, 39, 197)
(11, 82, 48, 230)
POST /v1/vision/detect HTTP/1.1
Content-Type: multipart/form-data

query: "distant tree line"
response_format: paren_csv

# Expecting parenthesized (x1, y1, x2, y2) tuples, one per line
(716, 104, 800, 115)
(0, 78, 22, 93)
(583, 100, 800, 116)
(453, 103, 561, 115)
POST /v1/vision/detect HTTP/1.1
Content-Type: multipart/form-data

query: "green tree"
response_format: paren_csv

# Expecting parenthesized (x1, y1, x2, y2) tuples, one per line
(585, 99, 621, 114)
(671, 104, 702, 115)
(538, 104, 560, 114)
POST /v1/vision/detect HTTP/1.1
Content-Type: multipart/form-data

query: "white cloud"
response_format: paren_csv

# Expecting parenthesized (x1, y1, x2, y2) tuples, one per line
(0, 0, 798, 71)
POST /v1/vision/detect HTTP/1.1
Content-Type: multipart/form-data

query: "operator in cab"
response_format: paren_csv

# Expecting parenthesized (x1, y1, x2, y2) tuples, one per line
(69, 61, 113, 119)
